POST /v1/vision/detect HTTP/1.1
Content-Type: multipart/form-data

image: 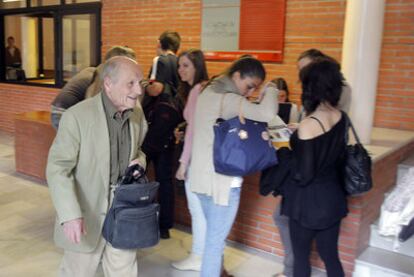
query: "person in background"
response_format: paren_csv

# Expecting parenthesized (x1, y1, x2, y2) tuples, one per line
(5, 36, 24, 81)
(5, 36, 22, 67)
(282, 58, 348, 277)
(188, 57, 277, 277)
(50, 45, 136, 129)
(46, 56, 147, 277)
(170, 49, 209, 271)
(265, 78, 297, 277)
(141, 31, 182, 239)
(272, 77, 299, 124)
(297, 49, 352, 113)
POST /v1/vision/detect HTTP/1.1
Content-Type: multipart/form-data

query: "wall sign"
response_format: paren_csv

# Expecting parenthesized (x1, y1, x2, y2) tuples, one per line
(201, 0, 286, 62)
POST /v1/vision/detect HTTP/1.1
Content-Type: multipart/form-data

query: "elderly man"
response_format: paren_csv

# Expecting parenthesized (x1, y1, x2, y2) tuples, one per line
(47, 56, 147, 277)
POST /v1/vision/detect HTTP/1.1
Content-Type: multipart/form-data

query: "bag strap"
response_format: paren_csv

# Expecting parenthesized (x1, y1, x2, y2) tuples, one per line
(218, 93, 245, 124)
(309, 116, 326, 133)
(218, 93, 226, 118)
(344, 112, 361, 144)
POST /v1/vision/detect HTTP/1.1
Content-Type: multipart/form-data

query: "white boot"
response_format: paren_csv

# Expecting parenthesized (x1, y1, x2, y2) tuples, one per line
(171, 253, 202, 271)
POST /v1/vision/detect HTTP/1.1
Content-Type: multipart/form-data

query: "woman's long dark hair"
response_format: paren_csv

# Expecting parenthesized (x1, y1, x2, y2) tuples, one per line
(299, 57, 344, 114)
(177, 49, 209, 106)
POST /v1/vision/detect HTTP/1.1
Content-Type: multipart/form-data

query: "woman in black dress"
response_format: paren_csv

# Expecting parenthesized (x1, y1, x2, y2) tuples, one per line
(282, 57, 348, 277)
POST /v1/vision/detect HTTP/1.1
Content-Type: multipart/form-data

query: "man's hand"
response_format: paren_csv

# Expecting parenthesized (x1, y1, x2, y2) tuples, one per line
(63, 218, 86, 244)
(128, 160, 145, 178)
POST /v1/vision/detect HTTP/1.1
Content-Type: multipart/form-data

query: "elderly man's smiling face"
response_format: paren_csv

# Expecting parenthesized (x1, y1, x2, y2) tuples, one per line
(104, 57, 143, 111)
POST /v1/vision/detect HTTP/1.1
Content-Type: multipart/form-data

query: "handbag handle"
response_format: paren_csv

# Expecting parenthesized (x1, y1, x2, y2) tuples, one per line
(344, 112, 361, 145)
(218, 93, 246, 124)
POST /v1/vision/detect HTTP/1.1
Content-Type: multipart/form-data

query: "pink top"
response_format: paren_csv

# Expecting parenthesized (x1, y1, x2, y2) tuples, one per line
(179, 83, 203, 167)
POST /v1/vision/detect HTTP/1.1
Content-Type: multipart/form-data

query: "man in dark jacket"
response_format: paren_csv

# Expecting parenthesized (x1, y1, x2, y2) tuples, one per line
(141, 31, 182, 239)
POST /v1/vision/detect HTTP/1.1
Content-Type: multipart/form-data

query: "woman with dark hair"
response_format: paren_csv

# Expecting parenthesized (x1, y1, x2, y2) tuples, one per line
(297, 49, 352, 113)
(282, 58, 348, 277)
(188, 57, 277, 277)
(170, 49, 209, 271)
(270, 77, 299, 124)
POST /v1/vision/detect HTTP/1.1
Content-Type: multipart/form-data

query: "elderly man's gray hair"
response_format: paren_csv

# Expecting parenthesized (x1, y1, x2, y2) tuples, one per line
(101, 56, 137, 83)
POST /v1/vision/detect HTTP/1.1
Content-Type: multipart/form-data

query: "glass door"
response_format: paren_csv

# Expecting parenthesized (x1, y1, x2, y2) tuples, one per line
(62, 13, 98, 81)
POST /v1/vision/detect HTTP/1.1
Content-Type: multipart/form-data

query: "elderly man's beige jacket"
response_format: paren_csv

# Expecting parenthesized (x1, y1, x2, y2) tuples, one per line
(47, 93, 147, 253)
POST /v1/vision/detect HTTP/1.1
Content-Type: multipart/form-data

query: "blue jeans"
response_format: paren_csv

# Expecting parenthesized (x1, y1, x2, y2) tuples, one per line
(185, 180, 206, 255)
(197, 188, 241, 277)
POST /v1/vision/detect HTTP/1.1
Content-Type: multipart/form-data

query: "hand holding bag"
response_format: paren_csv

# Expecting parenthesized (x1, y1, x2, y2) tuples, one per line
(102, 164, 160, 249)
(213, 94, 278, 176)
(343, 113, 373, 195)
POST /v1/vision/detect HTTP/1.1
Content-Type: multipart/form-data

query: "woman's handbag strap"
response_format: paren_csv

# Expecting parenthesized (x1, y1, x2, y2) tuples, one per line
(218, 93, 245, 124)
(344, 112, 361, 144)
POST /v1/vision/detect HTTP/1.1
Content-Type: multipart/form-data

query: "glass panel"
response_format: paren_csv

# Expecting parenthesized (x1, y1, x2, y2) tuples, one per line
(4, 14, 55, 84)
(42, 18, 55, 81)
(30, 0, 60, 7)
(0, 0, 26, 9)
(62, 13, 97, 81)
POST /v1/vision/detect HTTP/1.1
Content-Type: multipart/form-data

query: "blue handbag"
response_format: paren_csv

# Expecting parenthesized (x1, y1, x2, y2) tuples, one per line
(213, 96, 278, 176)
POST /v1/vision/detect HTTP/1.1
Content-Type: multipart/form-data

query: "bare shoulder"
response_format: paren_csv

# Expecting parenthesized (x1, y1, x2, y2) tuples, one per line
(297, 118, 322, 140)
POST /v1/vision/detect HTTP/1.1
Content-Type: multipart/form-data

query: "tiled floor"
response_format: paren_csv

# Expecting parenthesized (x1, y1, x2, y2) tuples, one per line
(0, 131, 297, 277)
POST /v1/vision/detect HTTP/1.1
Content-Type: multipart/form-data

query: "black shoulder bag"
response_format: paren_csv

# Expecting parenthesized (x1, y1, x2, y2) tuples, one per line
(343, 113, 373, 195)
(102, 165, 160, 249)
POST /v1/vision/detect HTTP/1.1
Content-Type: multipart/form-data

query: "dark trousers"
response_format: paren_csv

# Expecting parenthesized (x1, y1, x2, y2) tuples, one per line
(147, 148, 175, 230)
(289, 219, 344, 277)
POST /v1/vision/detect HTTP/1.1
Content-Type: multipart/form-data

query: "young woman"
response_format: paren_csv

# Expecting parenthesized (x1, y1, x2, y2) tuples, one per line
(187, 57, 277, 277)
(271, 77, 299, 124)
(282, 58, 348, 277)
(171, 49, 209, 271)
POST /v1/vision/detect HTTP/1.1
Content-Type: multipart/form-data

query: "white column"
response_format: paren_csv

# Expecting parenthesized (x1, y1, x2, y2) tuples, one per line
(341, 0, 386, 144)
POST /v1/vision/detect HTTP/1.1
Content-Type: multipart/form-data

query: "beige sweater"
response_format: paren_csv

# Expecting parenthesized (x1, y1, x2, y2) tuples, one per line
(188, 76, 277, 206)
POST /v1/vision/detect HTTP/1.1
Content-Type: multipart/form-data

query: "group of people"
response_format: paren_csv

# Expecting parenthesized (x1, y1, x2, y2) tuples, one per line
(47, 29, 352, 277)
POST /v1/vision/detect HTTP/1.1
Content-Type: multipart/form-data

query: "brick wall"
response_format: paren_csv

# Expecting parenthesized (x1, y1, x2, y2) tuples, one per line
(101, 0, 348, 107)
(374, 0, 414, 130)
(0, 84, 57, 133)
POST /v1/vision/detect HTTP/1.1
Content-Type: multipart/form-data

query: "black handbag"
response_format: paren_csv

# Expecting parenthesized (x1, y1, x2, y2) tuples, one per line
(102, 165, 160, 249)
(213, 95, 278, 176)
(259, 147, 292, 197)
(343, 114, 373, 195)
